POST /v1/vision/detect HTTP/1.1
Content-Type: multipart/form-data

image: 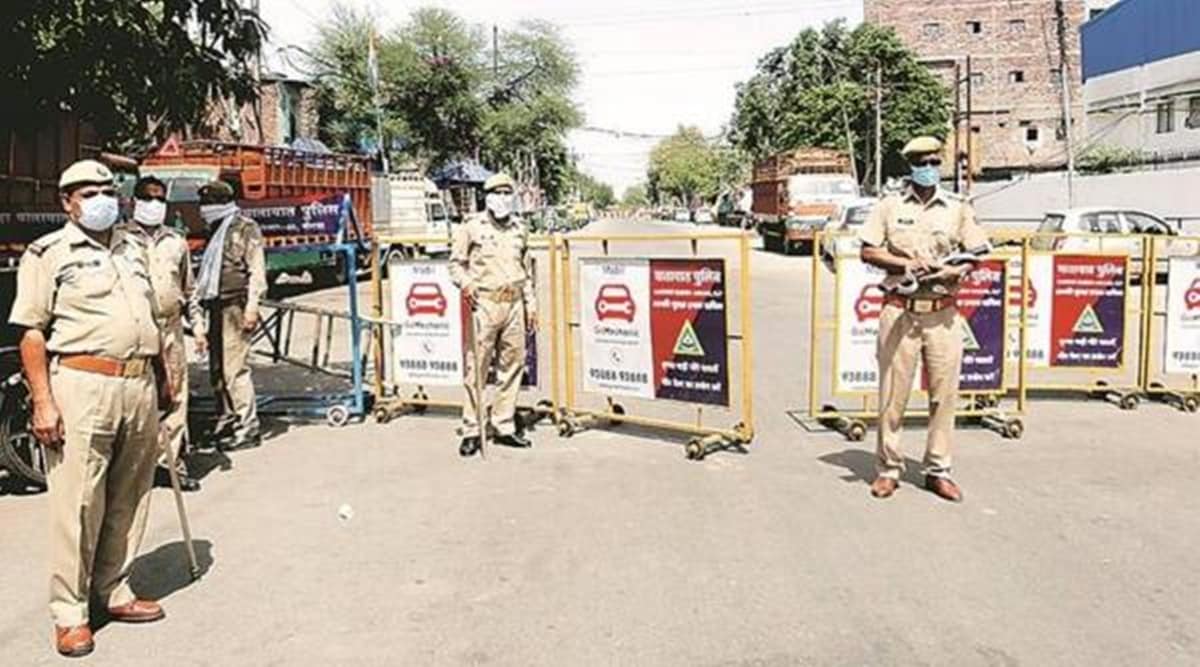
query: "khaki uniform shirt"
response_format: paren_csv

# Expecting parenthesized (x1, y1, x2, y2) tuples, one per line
(449, 213, 536, 311)
(858, 185, 990, 298)
(119, 222, 204, 335)
(218, 216, 268, 320)
(9, 223, 161, 358)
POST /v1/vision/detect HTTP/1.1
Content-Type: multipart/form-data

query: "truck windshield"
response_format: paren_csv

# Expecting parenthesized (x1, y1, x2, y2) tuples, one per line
(166, 178, 209, 203)
(788, 176, 859, 199)
(1037, 214, 1066, 234)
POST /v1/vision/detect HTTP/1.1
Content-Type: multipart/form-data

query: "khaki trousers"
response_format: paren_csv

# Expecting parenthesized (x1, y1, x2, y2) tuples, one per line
(157, 317, 188, 470)
(876, 304, 963, 480)
(207, 301, 259, 439)
(462, 297, 526, 438)
(46, 364, 158, 626)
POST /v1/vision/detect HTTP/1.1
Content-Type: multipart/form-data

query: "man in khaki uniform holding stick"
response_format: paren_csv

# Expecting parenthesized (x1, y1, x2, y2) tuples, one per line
(192, 181, 266, 451)
(10, 160, 170, 657)
(449, 173, 538, 457)
(121, 176, 203, 491)
(858, 136, 991, 502)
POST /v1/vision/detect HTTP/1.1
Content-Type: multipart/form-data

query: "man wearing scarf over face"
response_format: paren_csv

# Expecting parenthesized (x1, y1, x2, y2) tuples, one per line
(192, 181, 266, 451)
(449, 173, 538, 457)
(119, 176, 203, 490)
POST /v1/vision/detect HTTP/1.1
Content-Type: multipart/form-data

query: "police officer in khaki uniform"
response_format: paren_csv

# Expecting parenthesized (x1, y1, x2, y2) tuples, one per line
(192, 181, 266, 450)
(121, 176, 203, 491)
(858, 136, 991, 502)
(449, 173, 537, 456)
(10, 160, 170, 657)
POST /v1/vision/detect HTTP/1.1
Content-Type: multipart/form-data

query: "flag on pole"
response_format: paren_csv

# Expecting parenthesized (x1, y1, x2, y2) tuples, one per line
(367, 27, 381, 102)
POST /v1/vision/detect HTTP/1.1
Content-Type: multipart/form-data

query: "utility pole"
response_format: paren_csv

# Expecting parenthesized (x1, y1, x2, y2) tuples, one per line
(874, 63, 883, 196)
(965, 55, 974, 195)
(1055, 0, 1076, 207)
(953, 61, 962, 193)
(492, 25, 499, 78)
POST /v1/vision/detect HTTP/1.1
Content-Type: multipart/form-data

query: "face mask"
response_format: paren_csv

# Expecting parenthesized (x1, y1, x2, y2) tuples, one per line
(910, 164, 940, 188)
(200, 202, 238, 224)
(486, 193, 513, 221)
(77, 194, 119, 232)
(133, 199, 167, 226)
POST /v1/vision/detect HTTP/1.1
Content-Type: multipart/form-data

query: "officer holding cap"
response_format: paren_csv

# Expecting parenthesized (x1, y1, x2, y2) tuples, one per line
(10, 159, 169, 657)
(449, 173, 538, 456)
(192, 180, 266, 451)
(858, 136, 991, 503)
(120, 176, 203, 491)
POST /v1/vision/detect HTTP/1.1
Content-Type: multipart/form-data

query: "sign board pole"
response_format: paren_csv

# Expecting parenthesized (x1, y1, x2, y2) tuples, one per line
(739, 232, 755, 436)
(548, 235, 561, 419)
(808, 231, 822, 418)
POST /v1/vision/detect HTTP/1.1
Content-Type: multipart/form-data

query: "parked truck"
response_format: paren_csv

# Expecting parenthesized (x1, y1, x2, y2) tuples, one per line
(375, 168, 451, 261)
(753, 148, 860, 255)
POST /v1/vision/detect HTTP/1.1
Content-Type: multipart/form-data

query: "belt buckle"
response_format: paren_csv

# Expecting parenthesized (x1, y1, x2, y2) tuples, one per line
(123, 358, 148, 378)
(911, 299, 934, 314)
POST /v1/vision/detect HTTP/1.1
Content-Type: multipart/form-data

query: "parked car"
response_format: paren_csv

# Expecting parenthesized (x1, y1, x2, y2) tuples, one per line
(692, 208, 715, 225)
(716, 189, 753, 228)
(819, 197, 877, 271)
(672, 208, 691, 223)
(1032, 207, 1199, 280)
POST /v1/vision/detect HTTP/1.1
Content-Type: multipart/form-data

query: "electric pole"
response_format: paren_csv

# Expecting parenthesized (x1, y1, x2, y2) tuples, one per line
(1055, 0, 1076, 207)
(493, 25, 499, 78)
(953, 61, 962, 193)
(874, 63, 883, 196)
(965, 55, 974, 195)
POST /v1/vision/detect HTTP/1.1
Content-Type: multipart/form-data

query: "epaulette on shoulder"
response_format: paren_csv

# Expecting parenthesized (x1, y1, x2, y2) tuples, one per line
(942, 190, 966, 203)
(26, 230, 65, 257)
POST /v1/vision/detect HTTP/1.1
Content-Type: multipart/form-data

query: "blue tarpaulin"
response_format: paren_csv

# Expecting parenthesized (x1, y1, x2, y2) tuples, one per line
(431, 161, 494, 187)
(1082, 0, 1200, 81)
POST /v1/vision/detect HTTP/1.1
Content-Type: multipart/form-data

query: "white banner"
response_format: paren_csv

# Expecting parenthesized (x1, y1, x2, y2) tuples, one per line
(1005, 254, 1053, 367)
(388, 260, 464, 386)
(834, 258, 887, 393)
(579, 258, 654, 398)
(1165, 257, 1200, 374)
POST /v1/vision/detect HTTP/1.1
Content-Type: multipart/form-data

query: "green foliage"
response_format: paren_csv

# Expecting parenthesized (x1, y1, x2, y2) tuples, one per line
(573, 171, 615, 209)
(0, 0, 267, 148)
(621, 184, 649, 207)
(1078, 145, 1145, 174)
(648, 126, 721, 206)
(729, 20, 949, 185)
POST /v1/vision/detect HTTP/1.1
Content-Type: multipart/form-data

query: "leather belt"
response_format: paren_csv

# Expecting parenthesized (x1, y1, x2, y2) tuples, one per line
(478, 285, 521, 303)
(59, 354, 153, 378)
(885, 294, 955, 314)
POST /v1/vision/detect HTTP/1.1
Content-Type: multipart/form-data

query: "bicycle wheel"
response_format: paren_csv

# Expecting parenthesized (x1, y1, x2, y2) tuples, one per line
(0, 380, 46, 489)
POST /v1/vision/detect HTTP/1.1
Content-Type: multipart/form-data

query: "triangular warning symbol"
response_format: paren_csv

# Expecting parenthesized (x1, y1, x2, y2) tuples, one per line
(673, 320, 705, 357)
(961, 320, 981, 352)
(156, 134, 182, 157)
(1072, 304, 1105, 334)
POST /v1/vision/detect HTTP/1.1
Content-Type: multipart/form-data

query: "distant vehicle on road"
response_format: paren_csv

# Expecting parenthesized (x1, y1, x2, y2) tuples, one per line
(819, 197, 877, 271)
(716, 188, 753, 229)
(753, 148, 861, 255)
(595, 284, 637, 322)
(693, 208, 715, 225)
(1033, 207, 1199, 280)
(672, 208, 691, 223)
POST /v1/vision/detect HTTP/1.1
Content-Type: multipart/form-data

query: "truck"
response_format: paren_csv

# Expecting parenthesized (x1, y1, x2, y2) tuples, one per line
(375, 168, 451, 261)
(752, 148, 860, 255)
(139, 138, 376, 284)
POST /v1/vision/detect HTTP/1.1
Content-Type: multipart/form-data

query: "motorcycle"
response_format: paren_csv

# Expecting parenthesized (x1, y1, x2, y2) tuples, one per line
(0, 346, 44, 490)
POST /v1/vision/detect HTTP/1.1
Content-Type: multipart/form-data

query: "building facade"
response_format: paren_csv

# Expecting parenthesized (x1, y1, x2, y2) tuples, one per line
(1082, 0, 1200, 163)
(203, 74, 321, 147)
(864, 0, 1086, 175)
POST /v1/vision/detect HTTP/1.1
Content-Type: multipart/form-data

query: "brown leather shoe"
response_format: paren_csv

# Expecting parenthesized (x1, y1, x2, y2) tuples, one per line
(107, 599, 165, 623)
(870, 476, 899, 499)
(55, 625, 94, 658)
(925, 475, 963, 502)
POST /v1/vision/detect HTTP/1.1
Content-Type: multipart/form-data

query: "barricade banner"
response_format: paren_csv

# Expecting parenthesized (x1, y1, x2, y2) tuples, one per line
(1165, 257, 1200, 374)
(1048, 254, 1128, 368)
(578, 257, 729, 406)
(956, 259, 1007, 391)
(1006, 254, 1051, 366)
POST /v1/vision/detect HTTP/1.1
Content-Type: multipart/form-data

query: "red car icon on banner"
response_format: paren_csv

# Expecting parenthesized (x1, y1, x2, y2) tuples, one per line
(855, 284, 885, 322)
(406, 282, 448, 317)
(1008, 281, 1038, 309)
(1187, 279, 1200, 311)
(595, 284, 636, 322)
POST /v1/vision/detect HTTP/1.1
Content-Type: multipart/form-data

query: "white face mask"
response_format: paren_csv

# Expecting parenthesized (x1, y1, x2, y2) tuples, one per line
(77, 193, 119, 232)
(200, 202, 238, 224)
(133, 199, 167, 226)
(486, 193, 513, 221)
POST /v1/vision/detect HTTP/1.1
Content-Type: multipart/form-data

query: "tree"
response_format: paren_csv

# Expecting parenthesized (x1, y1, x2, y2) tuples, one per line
(621, 184, 649, 207)
(648, 126, 720, 207)
(0, 0, 267, 148)
(572, 171, 615, 209)
(729, 20, 949, 186)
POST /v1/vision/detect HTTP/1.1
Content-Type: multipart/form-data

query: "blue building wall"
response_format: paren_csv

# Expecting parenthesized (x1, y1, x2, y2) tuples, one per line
(1082, 0, 1200, 80)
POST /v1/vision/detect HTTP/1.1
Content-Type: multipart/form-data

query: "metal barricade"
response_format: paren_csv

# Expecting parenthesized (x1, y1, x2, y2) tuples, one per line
(554, 231, 755, 460)
(1140, 233, 1200, 412)
(800, 230, 1027, 442)
(367, 234, 559, 432)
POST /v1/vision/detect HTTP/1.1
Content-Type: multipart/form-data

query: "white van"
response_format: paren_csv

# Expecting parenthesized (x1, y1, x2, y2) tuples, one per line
(382, 170, 451, 257)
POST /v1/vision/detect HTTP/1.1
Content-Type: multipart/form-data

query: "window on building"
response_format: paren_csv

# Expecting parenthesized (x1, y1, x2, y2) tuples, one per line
(966, 20, 983, 34)
(1009, 70, 1026, 84)
(1025, 126, 1041, 144)
(1157, 101, 1175, 134)
(923, 22, 943, 38)
(1050, 69, 1063, 86)
(1008, 19, 1026, 34)
(1187, 97, 1200, 130)
(969, 72, 984, 88)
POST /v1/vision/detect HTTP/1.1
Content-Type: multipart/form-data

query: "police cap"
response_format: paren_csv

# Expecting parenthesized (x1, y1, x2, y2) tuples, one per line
(901, 136, 943, 158)
(198, 180, 236, 204)
(58, 159, 114, 191)
(484, 173, 515, 193)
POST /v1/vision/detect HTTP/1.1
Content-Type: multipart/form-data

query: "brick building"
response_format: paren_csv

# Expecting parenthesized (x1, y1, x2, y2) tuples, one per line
(864, 0, 1086, 176)
(203, 73, 320, 147)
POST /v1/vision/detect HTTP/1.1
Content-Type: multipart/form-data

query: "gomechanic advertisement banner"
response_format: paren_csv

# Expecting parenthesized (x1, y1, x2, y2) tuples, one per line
(389, 260, 464, 386)
(579, 258, 729, 405)
(1048, 255, 1127, 368)
(834, 258, 887, 394)
(1165, 257, 1200, 374)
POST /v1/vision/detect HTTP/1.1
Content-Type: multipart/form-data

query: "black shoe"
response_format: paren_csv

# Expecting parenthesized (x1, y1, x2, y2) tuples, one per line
(154, 467, 201, 492)
(496, 432, 532, 448)
(459, 436, 481, 457)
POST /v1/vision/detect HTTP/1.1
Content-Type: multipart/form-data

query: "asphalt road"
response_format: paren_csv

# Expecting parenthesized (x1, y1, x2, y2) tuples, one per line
(1, 217, 1198, 665)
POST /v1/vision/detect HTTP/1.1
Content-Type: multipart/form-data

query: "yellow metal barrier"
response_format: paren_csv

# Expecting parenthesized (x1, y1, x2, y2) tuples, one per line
(554, 231, 755, 460)
(1139, 233, 1200, 412)
(802, 230, 1028, 441)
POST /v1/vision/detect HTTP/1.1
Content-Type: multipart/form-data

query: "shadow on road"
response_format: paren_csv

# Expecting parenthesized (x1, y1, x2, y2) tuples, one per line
(91, 539, 214, 633)
(817, 448, 927, 487)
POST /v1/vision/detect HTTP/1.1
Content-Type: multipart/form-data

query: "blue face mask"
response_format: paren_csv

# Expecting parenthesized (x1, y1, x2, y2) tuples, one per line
(910, 164, 940, 188)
